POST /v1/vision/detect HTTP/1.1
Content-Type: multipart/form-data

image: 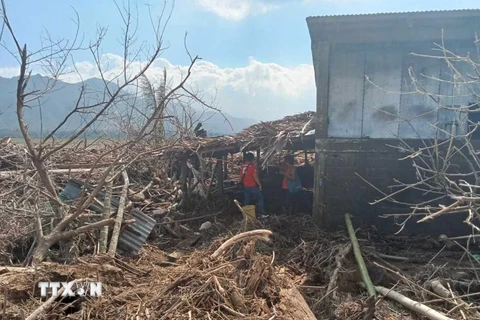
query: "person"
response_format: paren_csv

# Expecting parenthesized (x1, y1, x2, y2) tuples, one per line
(240, 152, 267, 218)
(281, 154, 302, 212)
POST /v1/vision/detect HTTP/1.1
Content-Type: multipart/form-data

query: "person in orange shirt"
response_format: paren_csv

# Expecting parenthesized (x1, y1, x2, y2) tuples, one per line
(281, 154, 301, 212)
(239, 152, 267, 218)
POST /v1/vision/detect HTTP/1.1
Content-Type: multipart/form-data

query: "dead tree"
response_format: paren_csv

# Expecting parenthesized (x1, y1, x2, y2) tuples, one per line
(0, 0, 218, 265)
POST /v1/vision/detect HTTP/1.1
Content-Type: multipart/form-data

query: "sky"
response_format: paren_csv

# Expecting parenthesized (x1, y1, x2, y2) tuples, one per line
(1, 0, 480, 121)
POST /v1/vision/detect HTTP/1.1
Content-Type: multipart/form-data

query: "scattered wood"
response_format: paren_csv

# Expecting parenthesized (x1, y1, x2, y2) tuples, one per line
(52, 162, 128, 169)
(2, 130, 480, 320)
(372, 284, 455, 320)
(327, 243, 352, 300)
(167, 251, 184, 262)
(365, 251, 405, 275)
(113, 257, 145, 276)
(155, 211, 223, 225)
(163, 221, 182, 238)
(229, 289, 247, 314)
(207, 160, 220, 196)
(25, 284, 64, 320)
(372, 252, 409, 262)
(176, 234, 201, 249)
(278, 283, 317, 320)
(99, 174, 113, 254)
(0, 267, 34, 274)
(129, 181, 153, 198)
(0, 137, 10, 145)
(428, 280, 451, 298)
(211, 229, 272, 260)
(108, 170, 129, 255)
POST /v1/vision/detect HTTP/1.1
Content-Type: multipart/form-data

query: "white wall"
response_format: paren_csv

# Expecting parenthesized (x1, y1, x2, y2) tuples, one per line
(327, 42, 477, 139)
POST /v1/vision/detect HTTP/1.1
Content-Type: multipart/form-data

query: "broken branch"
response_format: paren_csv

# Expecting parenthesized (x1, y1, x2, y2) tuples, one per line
(211, 230, 272, 260)
(372, 285, 454, 320)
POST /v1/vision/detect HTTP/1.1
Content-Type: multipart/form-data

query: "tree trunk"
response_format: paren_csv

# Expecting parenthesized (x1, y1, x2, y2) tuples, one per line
(31, 237, 52, 266)
(98, 176, 113, 254)
(278, 284, 317, 320)
(31, 219, 115, 265)
(108, 170, 129, 255)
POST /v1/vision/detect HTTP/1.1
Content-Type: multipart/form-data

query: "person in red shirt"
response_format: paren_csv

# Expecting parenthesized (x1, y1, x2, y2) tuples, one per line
(239, 152, 267, 218)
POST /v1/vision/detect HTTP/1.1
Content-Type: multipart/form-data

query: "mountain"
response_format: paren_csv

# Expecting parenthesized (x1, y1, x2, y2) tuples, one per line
(196, 111, 256, 136)
(0, 75, 257, 138)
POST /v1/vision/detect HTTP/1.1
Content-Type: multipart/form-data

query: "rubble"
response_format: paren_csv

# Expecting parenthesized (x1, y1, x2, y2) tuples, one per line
(1, 136, 480, 320)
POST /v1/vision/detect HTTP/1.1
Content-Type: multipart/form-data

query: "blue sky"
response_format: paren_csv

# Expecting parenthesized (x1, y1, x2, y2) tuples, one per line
(1, 0, 479, 121)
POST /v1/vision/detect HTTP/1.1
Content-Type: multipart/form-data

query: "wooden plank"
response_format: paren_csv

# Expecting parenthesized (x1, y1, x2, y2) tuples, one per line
(216, 159, 224, 194)
(223, 154, 228, 179)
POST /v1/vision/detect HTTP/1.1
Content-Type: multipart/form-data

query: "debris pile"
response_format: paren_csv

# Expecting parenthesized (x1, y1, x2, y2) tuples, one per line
(2, 136, 480, 320)
(160, 111, 315, 168)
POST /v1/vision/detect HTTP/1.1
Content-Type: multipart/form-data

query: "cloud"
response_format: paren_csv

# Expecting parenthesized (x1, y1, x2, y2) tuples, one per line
(0, 67, 20, 78)
(193, 0, 275, 21)
(193, 0, 375, 21)
(0, 54, 315, 121)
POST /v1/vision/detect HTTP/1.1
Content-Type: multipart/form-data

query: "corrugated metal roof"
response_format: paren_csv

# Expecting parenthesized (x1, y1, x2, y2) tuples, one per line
(307, 9, 480, 20)
(117, 209, 156, 255)
(60, 179, 156, 255)
(60, 179, 121, 212)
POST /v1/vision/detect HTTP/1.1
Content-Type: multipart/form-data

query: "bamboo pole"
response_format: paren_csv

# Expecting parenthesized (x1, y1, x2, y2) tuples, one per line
(345, 213, 376, 298)
(373, 285, 454, 320)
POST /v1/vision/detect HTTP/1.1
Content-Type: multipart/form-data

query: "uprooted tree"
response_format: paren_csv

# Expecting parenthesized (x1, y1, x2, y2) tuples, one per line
(366, 37, 480, 236)
(0, 0, 221, 265)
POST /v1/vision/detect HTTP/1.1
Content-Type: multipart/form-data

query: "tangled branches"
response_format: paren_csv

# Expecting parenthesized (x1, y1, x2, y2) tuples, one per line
(367, 37, 480, 235)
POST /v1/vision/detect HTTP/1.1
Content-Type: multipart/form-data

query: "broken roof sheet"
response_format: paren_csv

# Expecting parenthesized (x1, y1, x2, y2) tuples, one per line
(237, 111, 316, 167)
(164, 111, 316, 166)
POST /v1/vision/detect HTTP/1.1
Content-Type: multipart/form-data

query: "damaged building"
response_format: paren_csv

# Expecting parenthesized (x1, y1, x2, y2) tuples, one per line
(306, 10, 480, 235)
(165, 112, 316, 214)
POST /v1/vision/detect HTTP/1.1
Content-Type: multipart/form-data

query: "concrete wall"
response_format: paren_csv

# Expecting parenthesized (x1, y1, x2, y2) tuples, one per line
(327, 40, 477, 139)
(321, 139, 476, 236)
(319, 41, 478, 235)
(308, 13, 480, 235)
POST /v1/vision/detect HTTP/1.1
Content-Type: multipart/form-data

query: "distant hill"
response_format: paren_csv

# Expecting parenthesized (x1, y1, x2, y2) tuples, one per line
(0, 75, 256, 138)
